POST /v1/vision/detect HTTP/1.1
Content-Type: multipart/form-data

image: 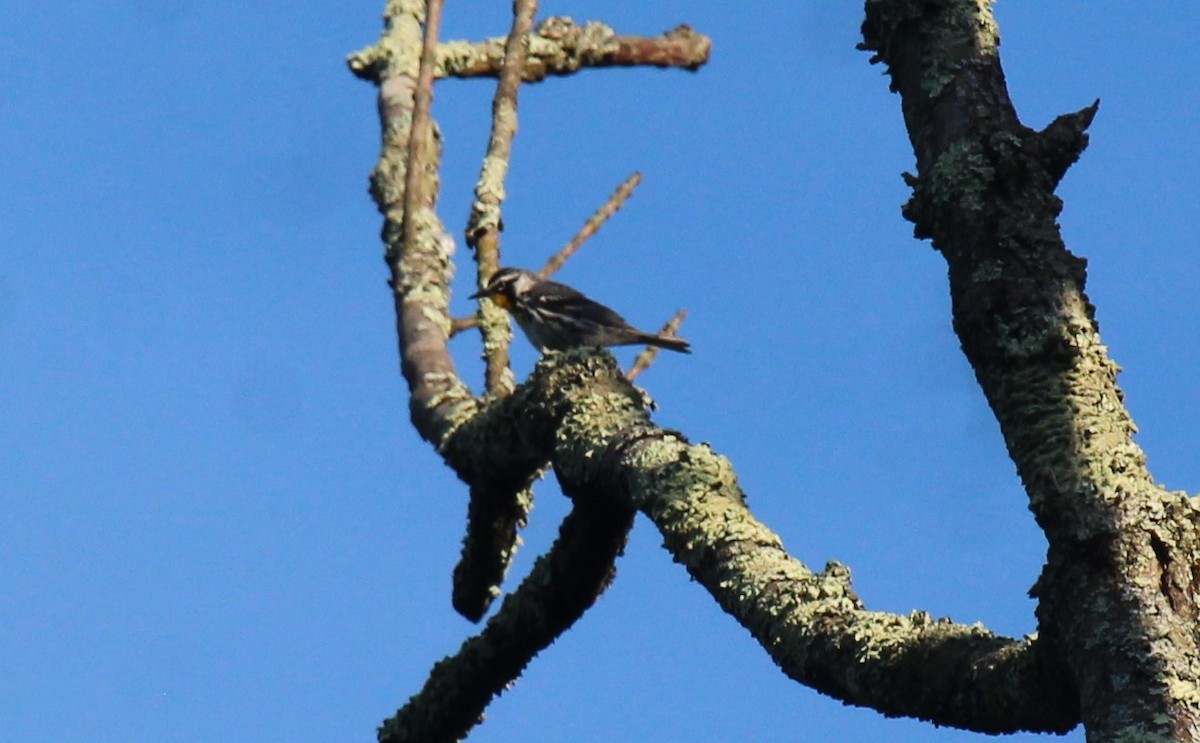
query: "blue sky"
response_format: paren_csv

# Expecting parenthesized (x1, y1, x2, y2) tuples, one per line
(3, 2, 1197, 741)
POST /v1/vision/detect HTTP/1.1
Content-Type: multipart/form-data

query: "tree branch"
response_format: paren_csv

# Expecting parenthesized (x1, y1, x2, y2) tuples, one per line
(354, 0, 1088, 733)
(614, 431, 1077, 732)
(450, 0, 540, 623)
(380, 350, 648, 741)
(465, 0, 539, 397)
(357, 0, 475, 446)
(538, 171, 642, 280)
(446, 169, 644, 341)
(398, 351, 1080, 735)
(382, 497, 635, 743)
(349, 18, 711, 84)
(626, 309, 686, 381)
(466, 19, 705, 82)
(861, 0, 1200, 737)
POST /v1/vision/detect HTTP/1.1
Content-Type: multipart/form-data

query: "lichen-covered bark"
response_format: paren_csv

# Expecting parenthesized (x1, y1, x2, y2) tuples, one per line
(472, 353, 1083, 733)
(861, 0, 1200, 738)
(380, 492, 634, 743)
(379, 351, 648, 742)
(604, 405, 1077, 732)
(349, 17, 711, 84)
(448, 0, 538, 622)
(362, 0, 475, 447)
(378, 344, 1084, 739)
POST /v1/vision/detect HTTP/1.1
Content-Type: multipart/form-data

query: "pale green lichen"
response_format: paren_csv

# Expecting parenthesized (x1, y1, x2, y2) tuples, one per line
(1109, 729, 1174, 743)
(969, 258, 1004, 283)
(927, 138, 994, 212)
(921, 0, 1000, 97)
(474, 156, 509, 206)
(436, 38, 497, 76)
(863, 0, 1000, 98)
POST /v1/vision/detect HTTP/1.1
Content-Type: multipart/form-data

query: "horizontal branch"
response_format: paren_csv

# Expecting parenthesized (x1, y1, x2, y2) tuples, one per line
(349, 18, 711, 82)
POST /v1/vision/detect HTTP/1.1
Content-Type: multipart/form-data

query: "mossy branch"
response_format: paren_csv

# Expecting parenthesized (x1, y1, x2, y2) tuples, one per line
(350, 18, 711, 83)
(862, 0, 1200, 738)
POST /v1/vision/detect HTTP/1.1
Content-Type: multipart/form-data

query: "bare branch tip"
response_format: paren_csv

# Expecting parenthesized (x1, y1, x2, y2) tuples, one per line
(626, 309, 688, 381)
(539, 171, 646, 280)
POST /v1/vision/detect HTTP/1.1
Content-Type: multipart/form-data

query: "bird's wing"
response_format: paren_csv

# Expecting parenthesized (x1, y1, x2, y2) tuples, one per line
(533, 280, 633, 328)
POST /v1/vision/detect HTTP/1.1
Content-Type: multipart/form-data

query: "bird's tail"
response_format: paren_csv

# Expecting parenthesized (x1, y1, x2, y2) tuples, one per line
(640, 333, 691, 354)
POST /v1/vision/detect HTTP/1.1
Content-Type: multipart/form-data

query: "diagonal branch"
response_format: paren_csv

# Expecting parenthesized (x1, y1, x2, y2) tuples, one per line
(352, 0, 1085, 736)
(861, 0, 1200, 738)
(381, 498, 635, 743)
(399, 350, 1080, 735)
(353, 0, 1080, 734)
(379, 350, 649, 742)
(444, 170, 645, 340)
(539, 171, 642, 280)
(609, 426, 1077, 732)
(626, 309, 686, 381)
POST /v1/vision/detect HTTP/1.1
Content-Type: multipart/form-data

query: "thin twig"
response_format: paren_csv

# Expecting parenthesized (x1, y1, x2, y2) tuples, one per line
(450, 315, 478, 337)
(539, 171, 642, 280)
(402, 0, 444, 253)
(467, 0, 539, 397)
(627, 309, 687, 381)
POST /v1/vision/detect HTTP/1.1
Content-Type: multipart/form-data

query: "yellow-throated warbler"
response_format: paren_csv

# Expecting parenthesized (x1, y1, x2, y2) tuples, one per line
(470, 267, 691, 353)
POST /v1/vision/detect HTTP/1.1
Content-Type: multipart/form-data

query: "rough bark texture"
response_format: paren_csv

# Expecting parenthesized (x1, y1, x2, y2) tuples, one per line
(349, 17, 711, 84)
(350, 4, 715, 626)
(366, 0, 476, 447)
(861, 0, 1200, 739)
(607, 395, 1076, 732)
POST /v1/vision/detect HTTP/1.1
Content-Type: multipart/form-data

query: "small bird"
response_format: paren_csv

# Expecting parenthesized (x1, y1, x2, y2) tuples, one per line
(470, 267, 691, 353)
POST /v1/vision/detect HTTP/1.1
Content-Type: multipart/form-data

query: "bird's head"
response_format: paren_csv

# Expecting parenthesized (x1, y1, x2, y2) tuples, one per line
(469, 267, 538, 311)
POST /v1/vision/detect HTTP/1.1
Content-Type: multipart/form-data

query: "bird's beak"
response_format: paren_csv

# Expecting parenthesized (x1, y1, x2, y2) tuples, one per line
(468, 286, 493, 300)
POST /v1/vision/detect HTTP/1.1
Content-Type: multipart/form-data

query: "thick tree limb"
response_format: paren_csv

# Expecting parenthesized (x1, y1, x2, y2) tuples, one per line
(360, 0, 475, 446)
(617, 431, 1076, 732)
(354, 0, 1092, 735)
(861, 0, 1200, 738)
(380, 351, 648, 742)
